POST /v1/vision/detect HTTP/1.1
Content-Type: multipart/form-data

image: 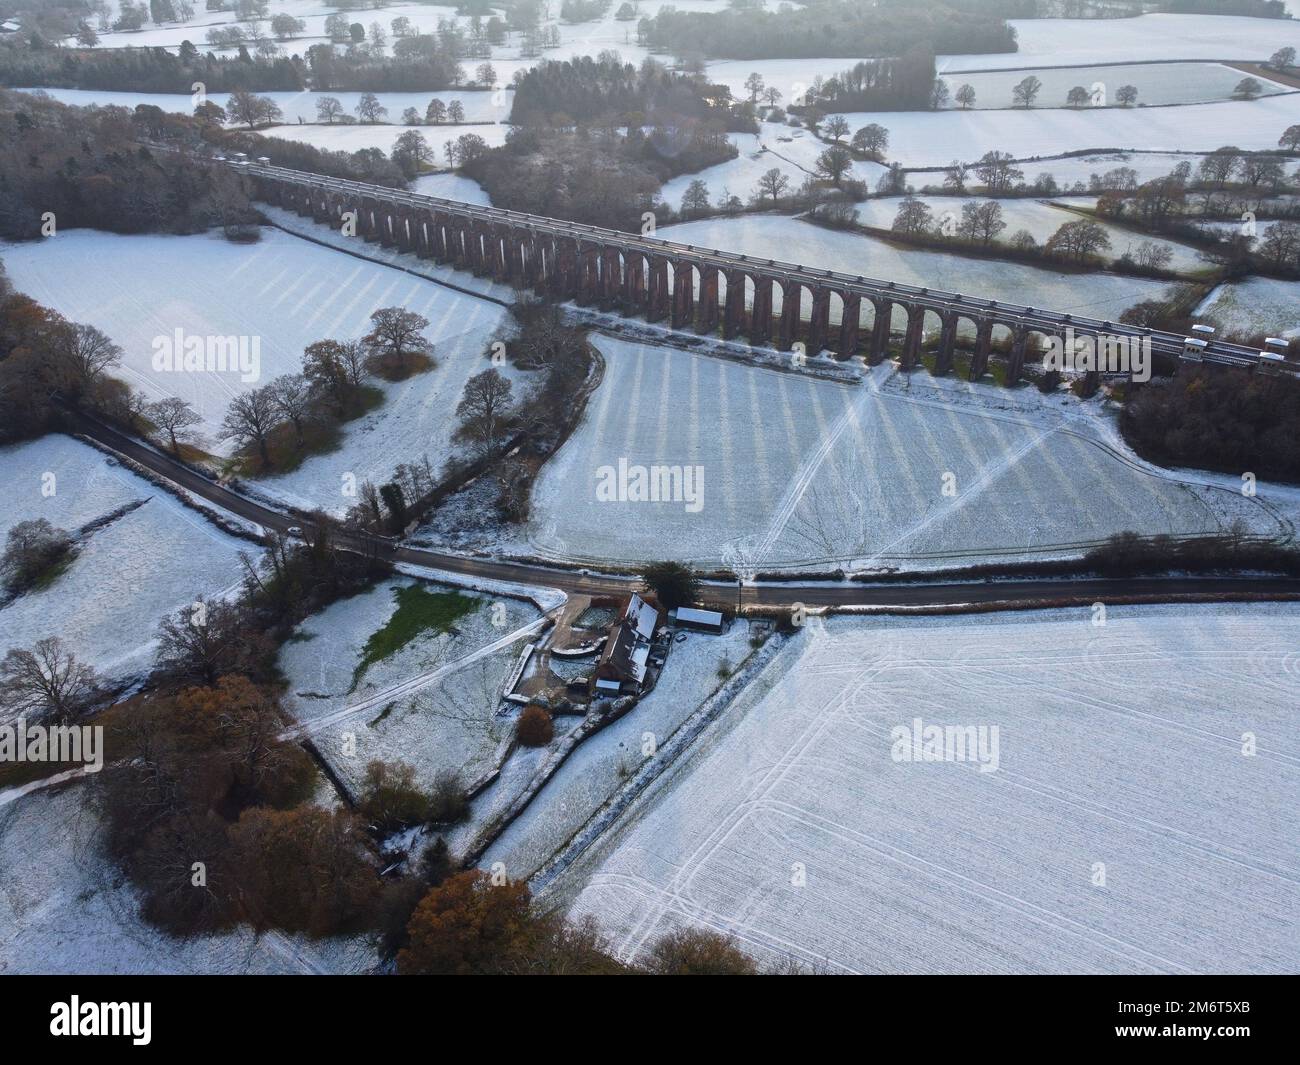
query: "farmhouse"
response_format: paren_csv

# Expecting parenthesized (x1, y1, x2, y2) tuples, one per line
(593, 593, 661, 693)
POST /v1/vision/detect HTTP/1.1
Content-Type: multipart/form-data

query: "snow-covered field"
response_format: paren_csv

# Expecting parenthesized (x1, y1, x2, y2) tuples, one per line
(833, 93, 1300, 170)
(1007, 150, 1211, 190)
(658, 215, 1172, 321)
(411, 170, 492, 206)
(1195, 277, 1300, 339)
(254, 117, 510, 158)
(940, 13, 1300, 71)
(1, 228, 507, 478)
(0, 784, 377, 974)
(564, 606, 1300, 974)
(523, 335, 1278, 572)
(660, 131, 826, 212)
(67, 1, 471, 52)
(0, 435, 249, 680)
(15, 86, 508, 126)
(934, 61, 1293, 110)
(278, 577, 544, 796)
(851, 195, 1208, 272)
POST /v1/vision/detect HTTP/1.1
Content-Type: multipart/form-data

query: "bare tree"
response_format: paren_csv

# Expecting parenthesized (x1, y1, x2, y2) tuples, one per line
(455, 368, 515, 454)
(851, 122, 889, 160)
(316, 96, 344, 124)
(267, 373, 313, 446)
(154, 598, 246, 684)
(220, 386, 280, 467)
(1046, 219, 1112, 262)
(363, 307, 433, 376)
(958, 200, 1006, 246)
(1012, 75, 1043, 108)
(754, 167, 790, 204)
(823, 114, 850, 143)
(0, 637, 99, 723)
(147, 396, 201, 454)
(226, 89, 283, 129)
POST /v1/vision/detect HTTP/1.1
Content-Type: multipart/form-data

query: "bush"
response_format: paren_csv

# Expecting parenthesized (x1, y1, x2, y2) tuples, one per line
(358, 760, 432, 833)
(645, 927, 758, 975)
(427, 770, 470, 825)
(1, 519, 74, 594)
(516, 705, 554, 747)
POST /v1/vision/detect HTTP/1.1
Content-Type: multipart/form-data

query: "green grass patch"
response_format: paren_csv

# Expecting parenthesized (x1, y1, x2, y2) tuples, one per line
(28, 550, 78, 592)
(351, 584, 477, 690)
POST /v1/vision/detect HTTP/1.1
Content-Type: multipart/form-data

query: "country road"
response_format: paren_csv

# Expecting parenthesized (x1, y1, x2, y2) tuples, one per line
(60, 407, 1300, 614)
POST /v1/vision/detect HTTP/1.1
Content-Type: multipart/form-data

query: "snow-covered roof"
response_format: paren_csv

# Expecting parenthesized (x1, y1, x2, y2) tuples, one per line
(677, 607, 724, 627)
(625, 593, 659, 640)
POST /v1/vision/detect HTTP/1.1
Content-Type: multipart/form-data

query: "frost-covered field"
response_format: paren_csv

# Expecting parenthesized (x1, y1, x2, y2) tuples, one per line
(933, 62, 1293, 110)
(659, 132, 826, 212)
(940, 13, 1300, 71)
(834, 94, 1300, 169)
(851, 195, 1207, 272)
(0, 785, 376, 975)
(278, 577, 543, 796)
(15, 86, 508, 125)
(524, 335, 1277, 572)
(253, 118, 510, 157)
(1012, 150, 1209, 189)
(564, 607, 1300, 974)
(1195, 277, 1300, 339)
(66, 1, 470, 52)
(412, 171, 492, 205)
(659, 216, 1172, 321)
(0, 435, 248, 680)
(1, 228, 507, 473)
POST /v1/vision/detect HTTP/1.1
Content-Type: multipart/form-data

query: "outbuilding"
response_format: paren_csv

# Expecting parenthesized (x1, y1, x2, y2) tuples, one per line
(674, 606, 726, 634)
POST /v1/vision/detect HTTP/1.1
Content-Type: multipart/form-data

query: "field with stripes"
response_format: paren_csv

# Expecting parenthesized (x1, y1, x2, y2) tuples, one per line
(1, 227, 511, 511)
(526, 335, 1280, 571)
(564, 607, 1300, 973)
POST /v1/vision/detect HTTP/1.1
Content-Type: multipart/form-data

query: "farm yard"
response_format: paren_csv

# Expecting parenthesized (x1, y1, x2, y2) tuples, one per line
(562, 607, 1300, 974)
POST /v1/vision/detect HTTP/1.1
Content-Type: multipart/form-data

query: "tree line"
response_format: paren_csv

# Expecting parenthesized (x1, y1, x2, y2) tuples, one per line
(0, 90, 256, 240)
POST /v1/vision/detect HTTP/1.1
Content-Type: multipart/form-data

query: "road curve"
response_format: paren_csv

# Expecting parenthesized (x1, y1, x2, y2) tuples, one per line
(61, 407, 1300, 614)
